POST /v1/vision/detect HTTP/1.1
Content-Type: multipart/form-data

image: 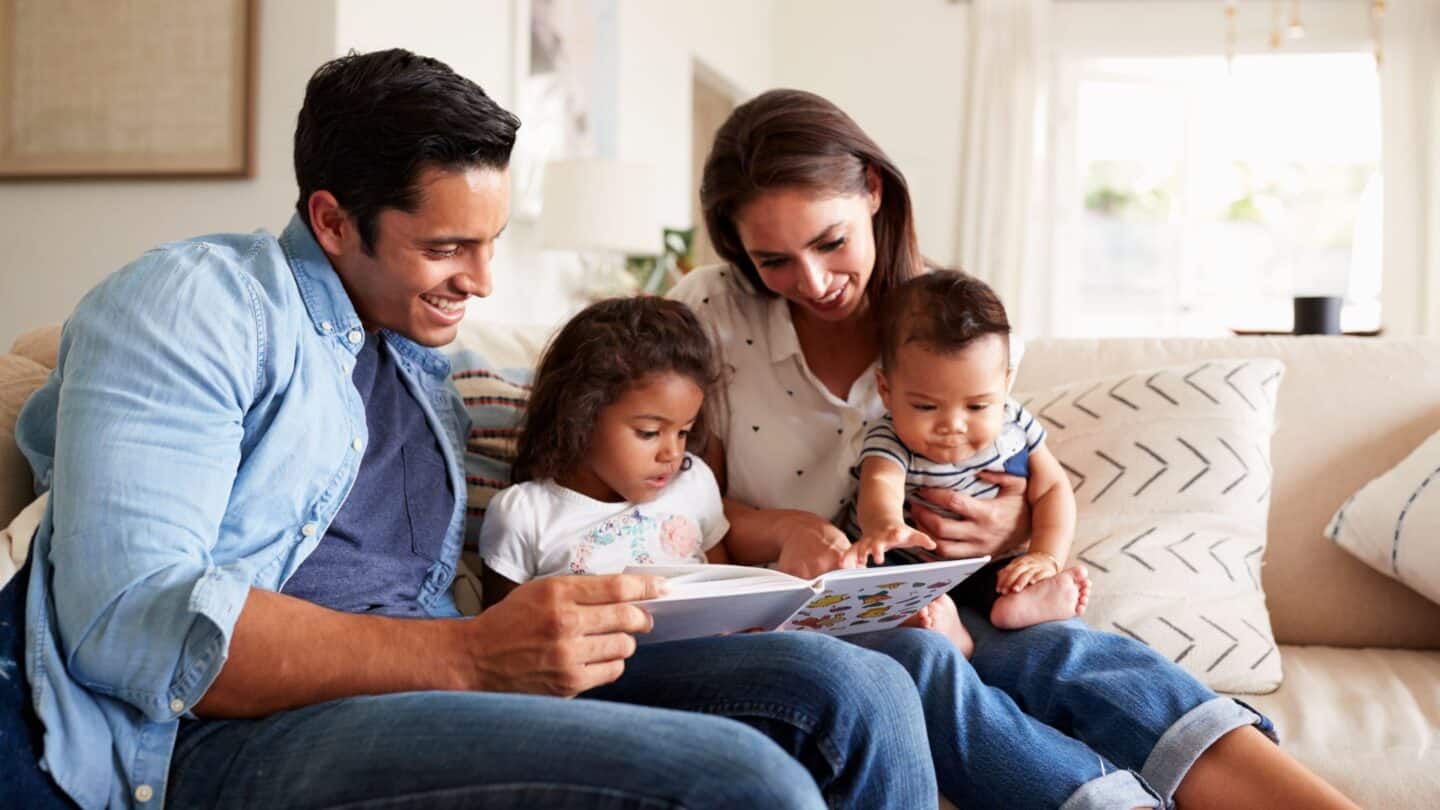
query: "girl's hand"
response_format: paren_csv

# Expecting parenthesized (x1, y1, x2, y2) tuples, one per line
(772, 511, 855, 579)
(846, 524, 936, 567)
(909, 471, 1031, 559)
(995, 552, 1061, 594)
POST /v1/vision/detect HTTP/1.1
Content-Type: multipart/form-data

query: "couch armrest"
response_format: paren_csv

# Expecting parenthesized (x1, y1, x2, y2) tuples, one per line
(11, 325, 61, 371)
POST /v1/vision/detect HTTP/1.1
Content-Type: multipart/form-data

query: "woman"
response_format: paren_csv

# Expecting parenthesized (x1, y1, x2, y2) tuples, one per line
(671, 88, 1356, 809)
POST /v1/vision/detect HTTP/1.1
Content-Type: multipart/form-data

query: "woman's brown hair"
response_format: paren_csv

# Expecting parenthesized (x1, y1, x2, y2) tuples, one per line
(513, 297, 720, 483)
(700, 88, 924, 316)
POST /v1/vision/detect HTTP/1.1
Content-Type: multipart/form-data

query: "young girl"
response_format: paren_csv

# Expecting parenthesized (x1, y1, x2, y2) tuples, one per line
(479, 297, 729, 607)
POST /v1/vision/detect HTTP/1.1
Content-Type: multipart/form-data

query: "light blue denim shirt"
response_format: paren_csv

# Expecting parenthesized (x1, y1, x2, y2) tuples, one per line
(15, 215, 470, 809)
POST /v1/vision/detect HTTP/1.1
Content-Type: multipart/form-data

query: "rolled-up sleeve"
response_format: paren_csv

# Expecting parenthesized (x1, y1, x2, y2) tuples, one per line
(36, 244, 263, 721)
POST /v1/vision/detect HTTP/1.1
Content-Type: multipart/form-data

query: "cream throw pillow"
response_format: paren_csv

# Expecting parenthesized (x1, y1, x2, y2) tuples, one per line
(1325, 429, 1440, 607)
(1015, 358, 1285, 694)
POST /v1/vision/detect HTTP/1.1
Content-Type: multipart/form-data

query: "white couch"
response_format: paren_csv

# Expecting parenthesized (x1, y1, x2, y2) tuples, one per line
(4, 325, 1438, 808)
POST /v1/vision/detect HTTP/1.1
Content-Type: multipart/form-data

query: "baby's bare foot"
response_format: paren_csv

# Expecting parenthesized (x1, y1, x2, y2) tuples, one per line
(990, 566, 1090, 630)
(903, 595, 974, 657)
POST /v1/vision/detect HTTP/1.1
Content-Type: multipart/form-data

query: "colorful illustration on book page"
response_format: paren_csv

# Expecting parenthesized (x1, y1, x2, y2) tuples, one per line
(779, 576, 963, 636)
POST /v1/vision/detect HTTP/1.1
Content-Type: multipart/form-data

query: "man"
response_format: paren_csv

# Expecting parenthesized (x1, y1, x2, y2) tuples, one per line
(9, 49, 935, 808)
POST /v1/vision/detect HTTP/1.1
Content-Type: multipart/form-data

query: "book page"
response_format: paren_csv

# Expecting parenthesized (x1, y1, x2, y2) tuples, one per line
(778, 557, 990, 637)
(633, 585, 812, 644)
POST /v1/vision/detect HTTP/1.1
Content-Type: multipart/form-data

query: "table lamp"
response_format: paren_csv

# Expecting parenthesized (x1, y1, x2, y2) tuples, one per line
(539, 158, 661, 299)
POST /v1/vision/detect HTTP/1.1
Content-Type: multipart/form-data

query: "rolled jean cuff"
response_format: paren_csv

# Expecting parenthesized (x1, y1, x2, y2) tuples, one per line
(1141, 696, 1278, 803)
(1060, 769, 1162, 810)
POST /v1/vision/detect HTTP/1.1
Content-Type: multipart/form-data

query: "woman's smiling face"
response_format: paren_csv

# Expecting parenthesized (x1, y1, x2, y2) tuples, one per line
(732, 176, 881, 324)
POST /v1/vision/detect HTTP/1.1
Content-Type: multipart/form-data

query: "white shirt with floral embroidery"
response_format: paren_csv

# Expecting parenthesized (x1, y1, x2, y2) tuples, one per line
(478, 454, 728, 582)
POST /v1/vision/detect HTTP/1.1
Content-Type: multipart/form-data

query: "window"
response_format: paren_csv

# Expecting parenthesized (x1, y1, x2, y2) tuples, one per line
(1061, 53, 1380, 336)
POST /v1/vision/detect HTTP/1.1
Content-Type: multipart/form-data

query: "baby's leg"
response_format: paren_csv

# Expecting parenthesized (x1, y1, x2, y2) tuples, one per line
(901, 594, 974, 658)
(990, 566, 1091, 630)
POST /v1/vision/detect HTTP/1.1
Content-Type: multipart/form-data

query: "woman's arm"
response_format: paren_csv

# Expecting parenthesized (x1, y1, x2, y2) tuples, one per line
(704, 436, 852, 578)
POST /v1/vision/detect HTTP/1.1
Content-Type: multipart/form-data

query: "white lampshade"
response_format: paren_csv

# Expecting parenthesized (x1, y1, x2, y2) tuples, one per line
(539, 158, 662, 256)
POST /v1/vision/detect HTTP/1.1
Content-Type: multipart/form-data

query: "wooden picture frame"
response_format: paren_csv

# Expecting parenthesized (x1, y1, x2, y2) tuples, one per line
(0, 0, 255, 179)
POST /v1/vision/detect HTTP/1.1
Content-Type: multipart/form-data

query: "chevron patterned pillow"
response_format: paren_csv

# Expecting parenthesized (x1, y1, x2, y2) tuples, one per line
(1325, 428, 1440, 608)
(1015, 358, 1285, 694)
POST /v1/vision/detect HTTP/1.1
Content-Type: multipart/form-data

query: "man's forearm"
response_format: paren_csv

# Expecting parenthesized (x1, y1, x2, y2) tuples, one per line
(193, 587, 471, 718)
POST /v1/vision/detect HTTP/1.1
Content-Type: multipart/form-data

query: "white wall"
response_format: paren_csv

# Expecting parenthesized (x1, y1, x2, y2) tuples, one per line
(615, 0, 776, 229)
(770, 0, 970, 265)
(335, 0, 779, 329)
(0, 0, 339, 350)
(337, 0, 517, 108)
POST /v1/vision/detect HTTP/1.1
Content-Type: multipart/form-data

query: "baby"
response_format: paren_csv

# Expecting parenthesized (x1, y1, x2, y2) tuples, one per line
(843, 270, 1090, 656)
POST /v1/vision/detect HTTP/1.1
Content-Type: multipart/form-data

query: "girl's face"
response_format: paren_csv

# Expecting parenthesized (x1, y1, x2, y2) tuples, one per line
(732, 174, 881, 324)
(563, 372, 705, 504)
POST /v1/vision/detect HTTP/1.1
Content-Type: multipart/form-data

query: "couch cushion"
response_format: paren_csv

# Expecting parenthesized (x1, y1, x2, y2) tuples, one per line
(1016, 358, 1284, 693)
(1325, 428, 1440, 608)
(442, 318, 555, 549)
(1244, 645, 1440, 810)
(1016, 337, 1440, 650)
(10, 326, 60, 371)
(1, 354, 49, 527)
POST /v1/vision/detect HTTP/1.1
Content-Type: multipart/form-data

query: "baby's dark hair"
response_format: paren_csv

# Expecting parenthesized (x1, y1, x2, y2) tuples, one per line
(513, 297, 720, 483)
(879, 270, 1010, 371)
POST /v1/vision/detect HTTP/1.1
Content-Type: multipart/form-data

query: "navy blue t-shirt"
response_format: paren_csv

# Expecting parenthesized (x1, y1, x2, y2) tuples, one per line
(282, 333, 454, 616)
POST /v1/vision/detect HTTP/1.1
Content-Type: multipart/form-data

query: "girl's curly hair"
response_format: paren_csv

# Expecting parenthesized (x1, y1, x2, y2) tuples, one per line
(513, 296, 721, 483)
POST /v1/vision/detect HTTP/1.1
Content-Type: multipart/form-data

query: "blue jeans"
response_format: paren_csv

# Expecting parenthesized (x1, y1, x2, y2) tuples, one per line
(168, 631, 936, 809)
(856, 609, 1275, 809)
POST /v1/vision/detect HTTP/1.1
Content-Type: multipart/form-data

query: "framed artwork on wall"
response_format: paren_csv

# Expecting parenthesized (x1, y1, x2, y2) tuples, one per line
(0, 0, 255, 179)
(508, 0, 618, 220)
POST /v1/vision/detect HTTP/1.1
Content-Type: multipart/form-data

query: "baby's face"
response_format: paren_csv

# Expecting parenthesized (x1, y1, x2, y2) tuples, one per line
(877, 335, 1010, 464)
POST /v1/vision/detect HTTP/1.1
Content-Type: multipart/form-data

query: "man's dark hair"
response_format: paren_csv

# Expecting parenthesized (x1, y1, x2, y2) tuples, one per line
(879, 270, 1010, 371)
(293, 48, 520, 253)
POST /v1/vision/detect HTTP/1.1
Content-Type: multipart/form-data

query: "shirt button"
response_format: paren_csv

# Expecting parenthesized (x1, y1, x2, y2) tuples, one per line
(170, 698, 185, 713)
(347, 329, 363, 344)
(135, 785, 154, 802)
(351, 437, 364, 452)
(320, 320, 333, 332)
(301, 523, 318, 538)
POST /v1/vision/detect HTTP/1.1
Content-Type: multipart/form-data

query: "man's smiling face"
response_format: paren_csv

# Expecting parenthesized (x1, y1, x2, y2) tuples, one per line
(323, 164, 510, 347)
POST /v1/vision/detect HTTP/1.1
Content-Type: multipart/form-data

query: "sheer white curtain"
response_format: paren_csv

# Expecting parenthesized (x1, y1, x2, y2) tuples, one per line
(1381, 0, 1440, 335)
(953, 0, 1057, 335)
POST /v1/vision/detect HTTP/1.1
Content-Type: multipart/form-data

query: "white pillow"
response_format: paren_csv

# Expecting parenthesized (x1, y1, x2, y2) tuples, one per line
(1325, 429, 1440, 606)
(1016, 358, 1285, 694)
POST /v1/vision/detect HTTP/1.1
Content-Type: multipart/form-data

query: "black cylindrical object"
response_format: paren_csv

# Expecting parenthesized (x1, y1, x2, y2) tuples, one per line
(1293, 296, 1342, 335)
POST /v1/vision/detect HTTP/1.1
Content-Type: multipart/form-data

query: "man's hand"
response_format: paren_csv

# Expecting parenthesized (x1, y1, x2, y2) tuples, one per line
(463, 574, 668, 697)
(909, 471, 1031, 559)
(845, 523, 935, 567)
(773, 511, 855, 579)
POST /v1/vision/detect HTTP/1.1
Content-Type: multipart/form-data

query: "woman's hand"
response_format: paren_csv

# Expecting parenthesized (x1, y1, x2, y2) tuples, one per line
(909, 471, 1031, 559)
(772, 510, 855, 579)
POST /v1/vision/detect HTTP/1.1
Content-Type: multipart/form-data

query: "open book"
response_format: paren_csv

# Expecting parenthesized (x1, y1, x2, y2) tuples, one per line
(626, 557, 989, 645)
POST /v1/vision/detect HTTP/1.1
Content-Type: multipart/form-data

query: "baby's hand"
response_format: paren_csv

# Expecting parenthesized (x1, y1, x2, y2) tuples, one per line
(846, 524, 936, 567)
(996, 552, 1062, 594)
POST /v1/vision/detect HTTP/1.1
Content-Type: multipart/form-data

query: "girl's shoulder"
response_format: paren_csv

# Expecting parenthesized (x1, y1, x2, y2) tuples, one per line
(486, 479, 550, 513)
